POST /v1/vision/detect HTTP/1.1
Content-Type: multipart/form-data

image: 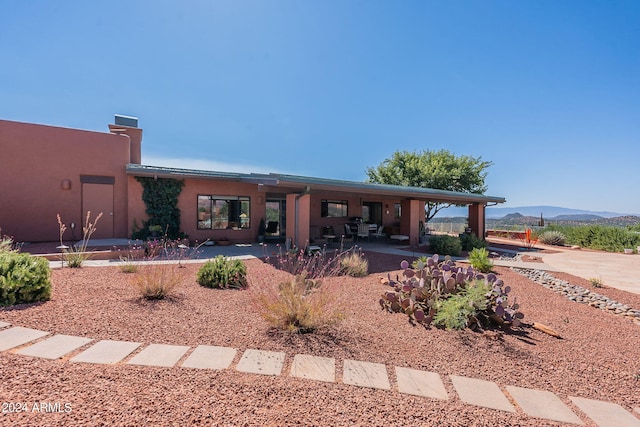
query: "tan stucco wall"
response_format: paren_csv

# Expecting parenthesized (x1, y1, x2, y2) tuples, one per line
(0, 120, 133, 242)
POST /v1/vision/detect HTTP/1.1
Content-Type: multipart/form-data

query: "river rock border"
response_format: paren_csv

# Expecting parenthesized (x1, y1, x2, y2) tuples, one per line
(511, 267, 640, 326)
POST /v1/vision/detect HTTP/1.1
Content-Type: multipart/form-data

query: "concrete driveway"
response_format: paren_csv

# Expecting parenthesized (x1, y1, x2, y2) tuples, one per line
(537, 249, 640, 295)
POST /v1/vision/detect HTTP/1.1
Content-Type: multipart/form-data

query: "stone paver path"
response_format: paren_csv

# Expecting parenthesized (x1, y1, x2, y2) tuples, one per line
(127, 343, 190, 367)
(2, 322, 640, 426)
(450, 375, 515, 413)
(290, 354, 335, 383)
(343, 359, 391, 390)
(0, 321, 10, 328)
(0, 326, 49, 352)
(17, 334, 92, 360)
(70, 340, 141, 364)
(181, 345, 237, 370)
(395, 367, 448, 400)
(236, 349, 285, 376)
(570, 397, 640, 427)
(506, 385, 584, 425)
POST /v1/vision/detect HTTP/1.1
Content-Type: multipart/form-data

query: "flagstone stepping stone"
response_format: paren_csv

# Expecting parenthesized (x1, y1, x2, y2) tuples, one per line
(569, 397, 640, 427)
(343, 359, 390, 390)
(70, 340, 141, 364)
(127, 344, 190, 367)
(290, 354, 335, 383)
(17, 334, 92, 360)
(506, 386, 583, 425)
(181, 345, 237, 370)
(0, 327, 50, 352)
(236, 349, 285, 376)
(450, 375, 515, 413)
(395, 367, 448, 400)
(0, 321, 10, 328)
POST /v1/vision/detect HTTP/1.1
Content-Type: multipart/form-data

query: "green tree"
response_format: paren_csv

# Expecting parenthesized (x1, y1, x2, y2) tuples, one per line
(366, 149, 492, 222)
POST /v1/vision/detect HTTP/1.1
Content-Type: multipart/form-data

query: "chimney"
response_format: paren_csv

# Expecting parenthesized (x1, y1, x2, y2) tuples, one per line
(114, 114, 138, 128)
(109, 114, 143, 164)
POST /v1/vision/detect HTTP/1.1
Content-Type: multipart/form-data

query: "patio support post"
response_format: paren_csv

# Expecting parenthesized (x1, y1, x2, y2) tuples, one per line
(286, 191, 311, 249)
(468, 203, 485, 239)
(400, 199, 424, 246)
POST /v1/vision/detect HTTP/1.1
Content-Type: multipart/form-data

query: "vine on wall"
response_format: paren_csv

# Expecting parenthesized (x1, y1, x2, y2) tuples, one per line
(132, 177, 185, 239)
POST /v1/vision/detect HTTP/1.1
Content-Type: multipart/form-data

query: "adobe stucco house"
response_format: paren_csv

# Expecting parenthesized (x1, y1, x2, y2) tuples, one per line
(0, 116, 505, 247)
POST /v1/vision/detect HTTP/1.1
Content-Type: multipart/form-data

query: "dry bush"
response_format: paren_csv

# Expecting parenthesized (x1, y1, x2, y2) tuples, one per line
(255, 273, 344, 334)
(340, 252, 369, 277)
(131, 263, 183, 299)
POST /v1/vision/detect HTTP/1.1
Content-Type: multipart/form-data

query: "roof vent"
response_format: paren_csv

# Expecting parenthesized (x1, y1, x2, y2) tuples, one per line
(114, 114, 138, 128)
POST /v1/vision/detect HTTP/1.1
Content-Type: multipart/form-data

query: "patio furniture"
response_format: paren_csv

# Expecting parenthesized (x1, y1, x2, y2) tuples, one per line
(371, 225, 386, 239)
(322, 226, 336, 246)
(344, 223, 355, 239)
(357, 223, 370, 241)
(390, 234, 409, 244)
(265, 221, 279, 235)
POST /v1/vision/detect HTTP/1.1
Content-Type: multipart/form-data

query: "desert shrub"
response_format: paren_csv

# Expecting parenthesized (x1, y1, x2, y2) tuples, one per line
(264, 244, 362, 279)
(589, 278, 604, 288)
(0, 231, 20, 253)
(57, 211, 103, 268)
(546, 224, 640, 252)
(340, 252, 369, 277)
(120, 262, 138, 274)
(538, 230, 566, 246)
(468, 248, 493, 273)
(459, 233, 487, 251)
(0, 251, 51, 306)
(257, 273, 342, 334)
(428, 235, 461, 256)
(433, 281, 489, 330)
(197, 255, 248, 289)
(380, 254, 522, 331)
(131, 264, 183, 299)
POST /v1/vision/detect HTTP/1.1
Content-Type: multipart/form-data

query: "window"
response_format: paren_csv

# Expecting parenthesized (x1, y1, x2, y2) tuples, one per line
(321, 200, 348, 218)
(198, 195, 251, 230)
(394, 203, 402, 219)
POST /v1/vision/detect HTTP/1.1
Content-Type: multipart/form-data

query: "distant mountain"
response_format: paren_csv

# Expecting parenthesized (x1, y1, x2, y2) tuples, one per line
(433, 205, 638, 219)
(485, 206, 636, 219)
(552, 214, 602, 221)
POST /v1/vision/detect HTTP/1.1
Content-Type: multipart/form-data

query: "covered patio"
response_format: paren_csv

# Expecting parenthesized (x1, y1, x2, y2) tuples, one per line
(126, 166, 505, 249)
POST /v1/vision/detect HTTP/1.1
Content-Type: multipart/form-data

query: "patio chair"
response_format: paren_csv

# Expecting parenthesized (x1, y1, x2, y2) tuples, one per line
(265, 221, 279, 235)
(371, 225, 386, 239)
(343, 223, 355, 240)
(357, 223, 370, 241)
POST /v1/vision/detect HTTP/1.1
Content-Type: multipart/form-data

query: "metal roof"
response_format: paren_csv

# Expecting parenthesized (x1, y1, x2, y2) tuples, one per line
(126, 164, 506, 205)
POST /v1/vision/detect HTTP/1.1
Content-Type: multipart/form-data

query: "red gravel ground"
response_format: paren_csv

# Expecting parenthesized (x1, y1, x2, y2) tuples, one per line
(1, 251, 640, 426)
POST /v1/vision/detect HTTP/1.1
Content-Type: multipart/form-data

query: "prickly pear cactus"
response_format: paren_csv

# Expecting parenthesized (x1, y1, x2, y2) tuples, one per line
(379, 254, 523, 329)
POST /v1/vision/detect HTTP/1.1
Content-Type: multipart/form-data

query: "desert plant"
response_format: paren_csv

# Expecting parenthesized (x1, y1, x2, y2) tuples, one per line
(428, 235, 462, 256)
(538, 230, 566, 246)
(264, 242, 360, 279)
(131, 263, 183, 299)
(197, 255, 248, 289)
(57, 211, 103, 268)
(257, 272, 342, 334)
(522, 228, 538, 250)
(0, 230, 21, 253)
(459, 233, 487, 251)
(380, 254, 523, 331)
(0, 251, 51, 306)
(433, 281, 489, 330)
(340, 251, 369, 277)
(545, 224, 640, 253)
(468, 247, 493, 273)
(589, 278, 604, 288)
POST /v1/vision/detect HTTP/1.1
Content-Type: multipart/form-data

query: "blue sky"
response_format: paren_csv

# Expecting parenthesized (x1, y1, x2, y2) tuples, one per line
(2, 1, 639, 214)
